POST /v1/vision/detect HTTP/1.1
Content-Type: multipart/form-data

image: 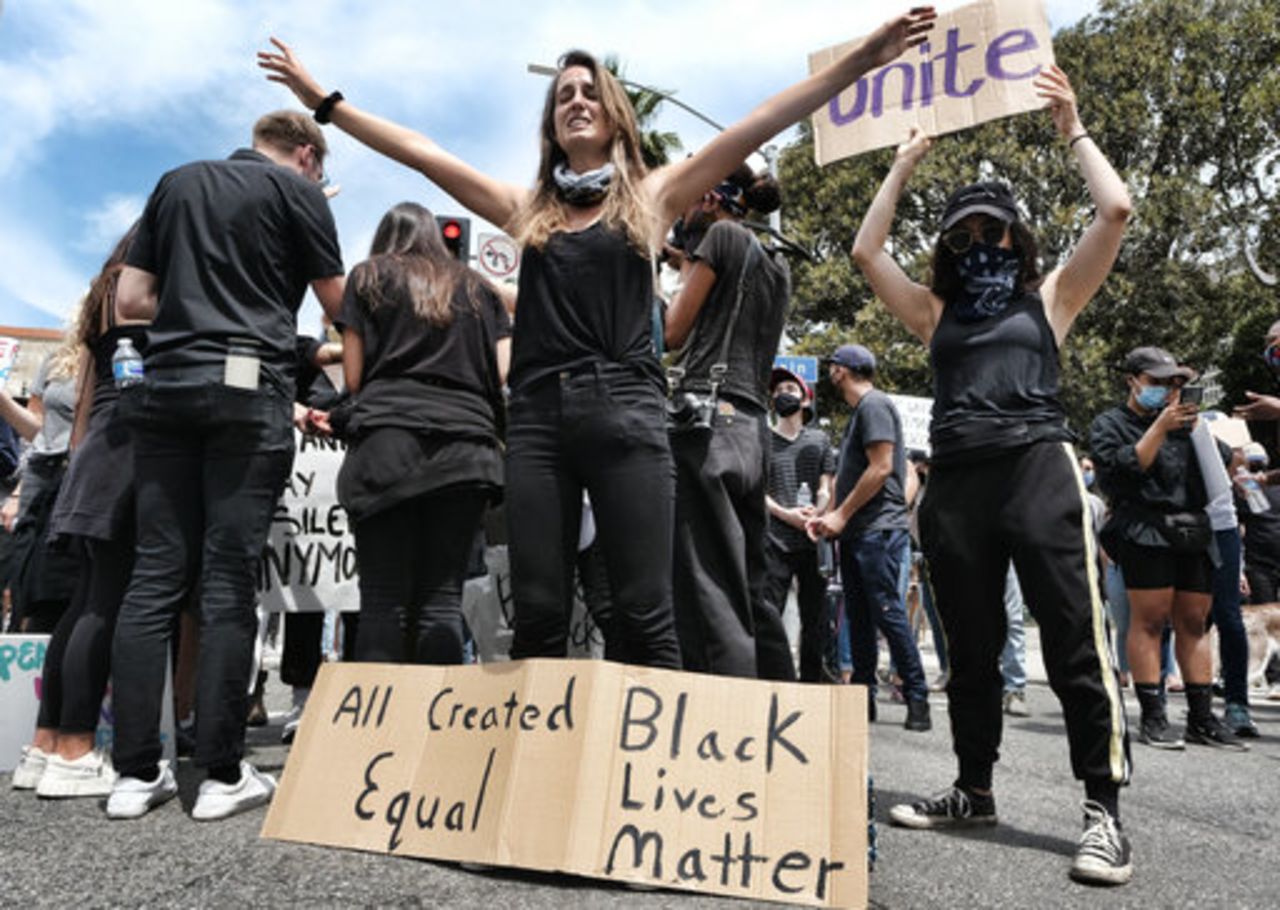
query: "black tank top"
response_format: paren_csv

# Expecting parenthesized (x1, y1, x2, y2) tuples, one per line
(510, 222, 662, 392)
(928, 290, 1071, 463)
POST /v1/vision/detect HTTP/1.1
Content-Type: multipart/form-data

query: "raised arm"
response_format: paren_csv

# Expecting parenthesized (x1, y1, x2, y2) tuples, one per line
(1035, 66, 1132, 343)
(850, 128, 941, 344)
(644, 7, 936, 232)
(258, 38, 529, 230)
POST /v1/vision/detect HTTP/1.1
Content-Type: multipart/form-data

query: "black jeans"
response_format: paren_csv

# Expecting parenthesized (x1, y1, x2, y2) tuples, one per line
(506, 367, 680, 668)
(919, 441, 1130, 791)
(37, 536, 134, 734)
(671, 401, 793, 680)
(763, 541, 829, 682)
(353, 487, 488, 664)
(112, 382, 293, 776)
(281, 611, 359, 686)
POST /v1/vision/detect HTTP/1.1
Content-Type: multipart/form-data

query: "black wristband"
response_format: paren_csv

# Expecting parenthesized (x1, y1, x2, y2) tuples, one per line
(1068, 132, 1090, 150)
(314, 91, 344, 125)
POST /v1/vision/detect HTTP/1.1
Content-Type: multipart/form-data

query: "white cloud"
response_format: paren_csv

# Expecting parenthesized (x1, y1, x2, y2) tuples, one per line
(0, 216, 91, 320)
(80, 193, 146, 255)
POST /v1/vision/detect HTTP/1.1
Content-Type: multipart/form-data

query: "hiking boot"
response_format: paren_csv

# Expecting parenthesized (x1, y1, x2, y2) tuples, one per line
(1003, 689, 1030, 717)
(1223, 702, 1259, 739)
(1069, 800, 1132, 886)
(904, 698, 931, 732)
(1137, 712, 1184, 750)
(192, 762, 277, 821)
(889, 785, 996, 829)
(1185, 713, 1248, 752)
(10, 745, 49, 790)
(106, 762, 178, 819)
(36, 750, 117, 799)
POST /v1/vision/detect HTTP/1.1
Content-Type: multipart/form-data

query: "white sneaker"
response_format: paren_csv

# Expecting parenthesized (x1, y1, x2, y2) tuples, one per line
(37, 750, 117, 798)
(10, 745, 50, 790)
(106, 761, 179, 819)
(192, 762, 277, 821)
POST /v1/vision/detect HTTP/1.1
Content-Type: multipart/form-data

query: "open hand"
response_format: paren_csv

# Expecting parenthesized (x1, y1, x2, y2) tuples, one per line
(258, 37, 327, 110)
(1033, 64, 1084, 141)
(860, 7, 937, 70)
(1234, 391, 1280, 421)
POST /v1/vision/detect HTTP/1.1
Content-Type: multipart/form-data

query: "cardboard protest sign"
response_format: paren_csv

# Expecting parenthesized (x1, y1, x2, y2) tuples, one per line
(810, 0, 1055, 165)
(887, 393, 934, 455)
(263, 660, 867, 908)
(0, 337, 19, 386)
(257, 430, 358, 612)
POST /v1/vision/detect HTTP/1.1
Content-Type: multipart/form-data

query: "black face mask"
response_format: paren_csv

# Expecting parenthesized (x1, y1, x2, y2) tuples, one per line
(773, 393, 803, 417)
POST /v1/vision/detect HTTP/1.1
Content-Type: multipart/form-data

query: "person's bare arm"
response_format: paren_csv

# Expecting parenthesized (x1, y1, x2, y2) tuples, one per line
(808, 441, 895, 539)
(342, 326, 364, 393)
(664, 262, 718, 349)
(311, 275, 346, 323)
(116, 266, 159, 322)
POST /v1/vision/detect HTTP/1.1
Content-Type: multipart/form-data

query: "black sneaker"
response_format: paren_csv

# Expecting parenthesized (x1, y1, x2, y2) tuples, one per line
(1070, 800, 1132, 885)
(1137, 712, 1184, 750)
(1185, 713, 1249, 751)
(904, 699, 931, 732)
(889, 786, 996, 829)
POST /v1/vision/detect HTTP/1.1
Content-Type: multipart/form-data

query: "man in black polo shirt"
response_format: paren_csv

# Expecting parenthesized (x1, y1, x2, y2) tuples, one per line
(808, 344, 930, 730)
(108, 110, 345, 821)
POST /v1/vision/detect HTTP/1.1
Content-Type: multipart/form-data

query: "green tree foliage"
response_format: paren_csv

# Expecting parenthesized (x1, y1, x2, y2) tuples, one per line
(778, 0, 1279, 440)
(603, 56, 684, 169)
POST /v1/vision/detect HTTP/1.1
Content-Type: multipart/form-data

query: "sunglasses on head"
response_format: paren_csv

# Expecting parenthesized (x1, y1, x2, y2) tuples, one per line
(941, 220, 1008, 255)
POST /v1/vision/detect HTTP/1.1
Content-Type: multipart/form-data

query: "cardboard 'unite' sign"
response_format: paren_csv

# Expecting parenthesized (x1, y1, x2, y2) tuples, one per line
(810, 0, 1055, 165)
(263, 660, 868, 908)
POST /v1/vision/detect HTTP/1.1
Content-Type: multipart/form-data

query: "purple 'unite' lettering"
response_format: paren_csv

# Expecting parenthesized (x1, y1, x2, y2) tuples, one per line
(938, 27, 982, 98)
(871, 62, 915, 117)
(985, 28, 1042, 80)
(829, 79, 868, 126)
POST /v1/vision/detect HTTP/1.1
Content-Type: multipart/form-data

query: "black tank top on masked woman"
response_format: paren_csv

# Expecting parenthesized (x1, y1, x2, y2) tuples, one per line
(510, 222, 662, 393)
(928, 289, 1072, 465)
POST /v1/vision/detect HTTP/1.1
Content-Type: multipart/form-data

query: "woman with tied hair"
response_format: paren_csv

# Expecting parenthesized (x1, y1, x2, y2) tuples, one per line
(851, 66, 1135, 886)
(335, 201, 510, 665)
(259, 7, 936, 664)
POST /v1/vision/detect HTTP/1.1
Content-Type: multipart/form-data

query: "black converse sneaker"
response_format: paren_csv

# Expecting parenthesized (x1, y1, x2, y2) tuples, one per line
(1137, 712, 1185, 750)
(1184, 713, 1248, 751)
(1070, 800, 1132, 885)
(888, 785, 997, 829)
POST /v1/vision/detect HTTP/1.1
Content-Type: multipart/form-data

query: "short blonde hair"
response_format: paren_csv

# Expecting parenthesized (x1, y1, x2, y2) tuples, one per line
(253, 110, 328, 163)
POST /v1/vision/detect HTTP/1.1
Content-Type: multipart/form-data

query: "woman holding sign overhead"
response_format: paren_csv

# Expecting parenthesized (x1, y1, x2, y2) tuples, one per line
(851, 66, 1134, 886)
(260, 7, 936, 669)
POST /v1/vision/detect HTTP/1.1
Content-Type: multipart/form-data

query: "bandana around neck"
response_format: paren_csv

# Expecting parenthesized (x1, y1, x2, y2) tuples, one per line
(552, 161, 615, 206)
(950, 243, 1021, 323)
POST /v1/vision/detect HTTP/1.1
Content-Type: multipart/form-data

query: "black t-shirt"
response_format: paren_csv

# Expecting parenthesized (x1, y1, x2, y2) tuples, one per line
(929, 290, 1072, 463)
(510, 222, 662, 392)
(835, 389, 908, 538)
(339, 261, 510, 437)
(1240, 484, 1280, 573)
(768, 425, 836, 552)
(126, 149, 344, 395)
(672, 221, 791, 408)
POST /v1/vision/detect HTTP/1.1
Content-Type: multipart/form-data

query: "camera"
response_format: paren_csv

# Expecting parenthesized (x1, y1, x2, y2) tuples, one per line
(667, 391, 715, 431)
(1180, 384, 1204, 406)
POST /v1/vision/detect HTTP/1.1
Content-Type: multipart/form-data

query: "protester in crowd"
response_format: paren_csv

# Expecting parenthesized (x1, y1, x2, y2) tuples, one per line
(1090, 347, 1244, 751)
(1233, 318, 1280, 428)
(334, 201, 510, 666)
(763, 368, 836, 682)
(107, 110, 344, 822)
(906, 450, 948, 690)
(807, 344, 930, 730)
(852, 66, 1133, 884)
(8, 228, 149, 797)
(0, 332, 80, 633)
(1238, 442, 1280, 605)
(259, 7, 937, 667)
(664, 164, 792, 679)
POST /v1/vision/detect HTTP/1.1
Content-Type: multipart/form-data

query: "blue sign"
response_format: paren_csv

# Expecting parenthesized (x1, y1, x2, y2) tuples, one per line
(773, 355, 819, 387)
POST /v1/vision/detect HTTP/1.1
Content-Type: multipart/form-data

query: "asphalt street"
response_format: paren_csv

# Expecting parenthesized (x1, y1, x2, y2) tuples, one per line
(3, 637, 1277, 909)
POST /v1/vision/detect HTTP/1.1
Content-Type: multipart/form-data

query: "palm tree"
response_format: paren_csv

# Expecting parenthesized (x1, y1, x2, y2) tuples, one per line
(603, 56, 683, 170)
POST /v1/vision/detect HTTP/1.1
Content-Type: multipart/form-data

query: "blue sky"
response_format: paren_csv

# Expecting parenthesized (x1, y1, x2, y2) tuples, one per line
(0, 0, 1098, 333)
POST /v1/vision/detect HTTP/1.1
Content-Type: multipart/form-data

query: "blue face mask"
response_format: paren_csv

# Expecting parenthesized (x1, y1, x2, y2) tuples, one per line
(1136, 384, 1169, 410)
(950, 243, 1021, 323)
(1082, 470, 1096, 489)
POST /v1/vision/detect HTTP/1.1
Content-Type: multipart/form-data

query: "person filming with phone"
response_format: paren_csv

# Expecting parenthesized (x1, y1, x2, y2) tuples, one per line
(1090, 346, 1244, 752)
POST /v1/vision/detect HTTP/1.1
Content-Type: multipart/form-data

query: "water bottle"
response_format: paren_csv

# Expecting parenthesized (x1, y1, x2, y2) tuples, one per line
(817, 537, 836, 578)
(1236, 466, 1270, 514)
(796, 481, 812, 508)
(112, 337, 144, 389)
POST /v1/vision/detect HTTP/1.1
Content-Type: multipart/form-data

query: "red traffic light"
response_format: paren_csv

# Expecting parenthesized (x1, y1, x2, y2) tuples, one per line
(441, 221, 462, 241)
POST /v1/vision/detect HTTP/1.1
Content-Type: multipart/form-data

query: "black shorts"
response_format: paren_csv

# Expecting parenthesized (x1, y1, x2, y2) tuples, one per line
(1116, 540, 1212, 594)
(1245, 564, 1280, 604)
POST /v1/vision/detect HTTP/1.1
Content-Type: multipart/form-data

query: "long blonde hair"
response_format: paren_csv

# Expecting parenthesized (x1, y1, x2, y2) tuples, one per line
(509, 50, 655, 254)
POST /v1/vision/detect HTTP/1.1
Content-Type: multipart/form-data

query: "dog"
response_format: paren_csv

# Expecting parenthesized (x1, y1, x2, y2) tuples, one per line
(1242, 603, 1280, 694)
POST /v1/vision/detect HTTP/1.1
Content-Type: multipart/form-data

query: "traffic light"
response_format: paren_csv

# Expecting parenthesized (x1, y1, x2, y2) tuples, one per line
(436, 215, 471, 262)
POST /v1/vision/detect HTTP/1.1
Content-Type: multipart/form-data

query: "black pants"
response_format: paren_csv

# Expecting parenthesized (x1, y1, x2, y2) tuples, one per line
(763, 541, 828, 682)
(671, 403, 793, 680)
(281, 611, 359, 686)
(37, 536, 134, 734)
(919, 441, 1129, 790)
(353, 487, 487, 664)
(112, 383, 293, 776)
(506, 367, 680, 668)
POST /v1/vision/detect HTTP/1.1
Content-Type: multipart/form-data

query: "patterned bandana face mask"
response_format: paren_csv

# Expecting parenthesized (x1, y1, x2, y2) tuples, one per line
(552, 161, 615, 206)
(1264, 342, 1280, 374)
(950, 243, 1021, 323)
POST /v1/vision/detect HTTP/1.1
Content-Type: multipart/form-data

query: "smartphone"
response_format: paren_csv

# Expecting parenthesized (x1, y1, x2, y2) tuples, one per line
(1181, 385, 1204, 406)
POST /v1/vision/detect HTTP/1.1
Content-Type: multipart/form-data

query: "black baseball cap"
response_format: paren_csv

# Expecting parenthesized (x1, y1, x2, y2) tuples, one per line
(940, 181, 1019, 232)
(1122, 346, 1196, 381)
